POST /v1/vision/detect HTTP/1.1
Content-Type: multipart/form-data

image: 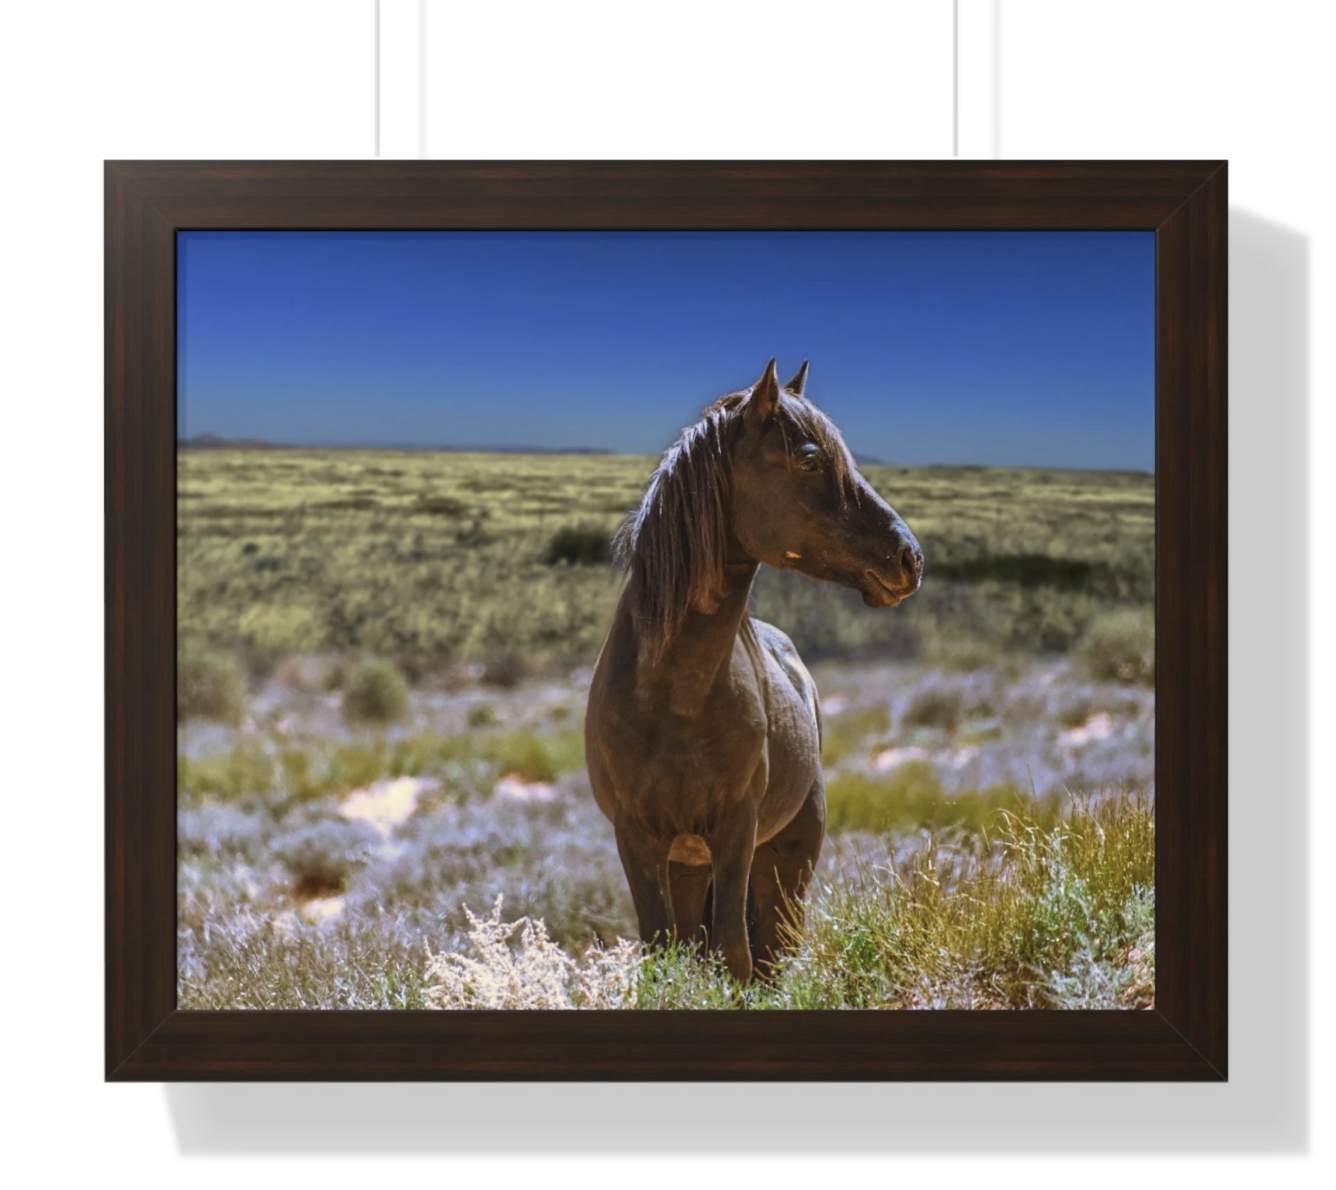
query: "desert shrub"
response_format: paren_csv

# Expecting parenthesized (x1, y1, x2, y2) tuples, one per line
(1001, 686, 1050, 725)
(271, 655, 318, 692)
(481, 655, 526, 689)
(342, 658, 409, 725)
(467, 703, 497, 729)
(901, 684, 965, 731)
(931, 554, 1100, 591)
(178, 649, 245, 724)
(1081, 609, 1154, 685)
(1055, 691, 1098, 728)
(178, 738, 276, 804)
(415, 495, 468, 518)
(320, 657, 350, 691)
(273, 819, 381, 896)
(545, 524, 612, 566)
(177, 803, 270, 860)
(424, 897, 641, 1009)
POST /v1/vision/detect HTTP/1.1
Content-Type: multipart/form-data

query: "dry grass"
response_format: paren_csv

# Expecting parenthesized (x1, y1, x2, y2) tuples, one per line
(178, 450, 1153, 671)
(417, 792, 1155, 1011)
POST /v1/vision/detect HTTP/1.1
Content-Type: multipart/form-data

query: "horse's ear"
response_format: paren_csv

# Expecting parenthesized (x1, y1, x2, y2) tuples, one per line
(745, 358, 781, 428)
(785, 360, 809, 396)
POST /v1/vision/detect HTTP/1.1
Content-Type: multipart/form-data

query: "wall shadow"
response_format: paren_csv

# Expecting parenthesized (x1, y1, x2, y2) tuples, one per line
(165, 208, 1309, 1155)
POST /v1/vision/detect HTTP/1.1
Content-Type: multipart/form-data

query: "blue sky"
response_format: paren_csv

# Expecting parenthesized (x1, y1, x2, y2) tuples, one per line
(178, 230, 1154, 470)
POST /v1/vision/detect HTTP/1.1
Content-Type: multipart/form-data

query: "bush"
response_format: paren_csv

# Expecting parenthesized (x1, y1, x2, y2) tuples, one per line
(341, 658, 410, 725)
(424, 897, 641, 1009)
(1081, 609, 1154, 685)
(545, 524, 612, 566)
(901, 684, 965, 731)
(467, 703, 497, 729)
(320, 657, 350, 691)
(178, 650, 245, 724)
(481, 655, 526, 689)
(274, 820, 381, 897)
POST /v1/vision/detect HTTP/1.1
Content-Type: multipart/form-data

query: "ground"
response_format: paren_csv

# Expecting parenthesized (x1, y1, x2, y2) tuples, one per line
(177, 449, 1155, 1010)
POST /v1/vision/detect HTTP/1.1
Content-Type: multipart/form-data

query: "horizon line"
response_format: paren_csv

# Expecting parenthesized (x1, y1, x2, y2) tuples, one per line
(177, 434, 1154, 476)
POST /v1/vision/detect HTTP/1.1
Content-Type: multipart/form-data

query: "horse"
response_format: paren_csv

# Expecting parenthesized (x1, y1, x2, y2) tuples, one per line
(584, 360, 923, 981)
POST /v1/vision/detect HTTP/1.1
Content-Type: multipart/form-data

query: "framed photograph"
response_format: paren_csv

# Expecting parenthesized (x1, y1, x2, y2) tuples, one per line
(106, 160, 1226, 1079)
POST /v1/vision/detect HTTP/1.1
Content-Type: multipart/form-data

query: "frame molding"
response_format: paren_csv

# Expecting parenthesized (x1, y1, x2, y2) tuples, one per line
(106, 160, 1227, 1080)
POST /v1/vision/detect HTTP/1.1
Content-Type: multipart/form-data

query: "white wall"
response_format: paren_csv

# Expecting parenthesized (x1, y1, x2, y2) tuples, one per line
(3, 1, 1330, 1184)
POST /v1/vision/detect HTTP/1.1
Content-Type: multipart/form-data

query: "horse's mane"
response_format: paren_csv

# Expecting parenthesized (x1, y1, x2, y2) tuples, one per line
(615, 383, 857, 656)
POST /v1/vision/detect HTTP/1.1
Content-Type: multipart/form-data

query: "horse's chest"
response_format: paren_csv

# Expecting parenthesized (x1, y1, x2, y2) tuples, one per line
(602, 699, 766, 820)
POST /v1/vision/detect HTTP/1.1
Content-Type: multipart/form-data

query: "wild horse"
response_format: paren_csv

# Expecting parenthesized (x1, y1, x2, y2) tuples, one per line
(585, 360, 922, 981)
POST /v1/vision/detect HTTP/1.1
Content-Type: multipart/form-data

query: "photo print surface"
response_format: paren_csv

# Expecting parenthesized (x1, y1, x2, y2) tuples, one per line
(176, 230, 1155, 1010)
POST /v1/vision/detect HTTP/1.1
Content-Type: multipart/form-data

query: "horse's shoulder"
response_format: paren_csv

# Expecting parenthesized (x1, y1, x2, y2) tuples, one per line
(748, 618, 821, 737)
(750, 617, 800, 661)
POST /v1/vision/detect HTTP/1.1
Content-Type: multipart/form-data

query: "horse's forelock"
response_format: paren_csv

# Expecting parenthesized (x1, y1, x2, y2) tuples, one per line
(774, 393, 859, 504)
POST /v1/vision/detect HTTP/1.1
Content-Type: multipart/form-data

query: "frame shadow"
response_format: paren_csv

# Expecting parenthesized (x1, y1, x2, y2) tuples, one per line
(164, 207, 1308, 1154)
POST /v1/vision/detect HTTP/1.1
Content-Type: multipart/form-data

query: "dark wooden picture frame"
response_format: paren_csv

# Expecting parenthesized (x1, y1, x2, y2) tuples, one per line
(106, 160, 1226, 1081)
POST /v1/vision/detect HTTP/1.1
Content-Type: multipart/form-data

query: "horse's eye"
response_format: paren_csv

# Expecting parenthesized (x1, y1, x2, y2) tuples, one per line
(794, 444, 822, 473)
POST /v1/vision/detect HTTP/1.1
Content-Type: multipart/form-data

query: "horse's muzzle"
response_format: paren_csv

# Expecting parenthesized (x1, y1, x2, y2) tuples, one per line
(862, 539, 923, 607)
(862, 568, 918, 608)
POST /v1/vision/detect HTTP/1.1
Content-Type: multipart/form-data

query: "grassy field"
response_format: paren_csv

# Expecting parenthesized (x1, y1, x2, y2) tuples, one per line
(177, 447, 1155, 1010)
(178, 448, 1153, 673)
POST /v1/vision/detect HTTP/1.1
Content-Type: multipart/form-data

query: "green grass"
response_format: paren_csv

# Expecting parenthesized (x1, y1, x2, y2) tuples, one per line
(635, 791, 1154, 1010)
(823, 764, 1063, 836)
(178, 727, 587, 808)
(820, 705, 891, 765)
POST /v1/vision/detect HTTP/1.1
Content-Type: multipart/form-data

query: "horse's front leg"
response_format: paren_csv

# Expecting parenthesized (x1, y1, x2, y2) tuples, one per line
(709, 800, 759, 983)
(614, 819, 674, 948)
(751, 774, 825, 976)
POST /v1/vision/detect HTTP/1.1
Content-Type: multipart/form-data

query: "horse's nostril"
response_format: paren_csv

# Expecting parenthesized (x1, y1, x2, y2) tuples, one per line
(900, 543, 919, 581)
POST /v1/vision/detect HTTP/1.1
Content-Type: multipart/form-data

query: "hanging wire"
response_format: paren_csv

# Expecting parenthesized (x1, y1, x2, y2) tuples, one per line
(953, 0, 959, 157)
(374, 0, 381, 157)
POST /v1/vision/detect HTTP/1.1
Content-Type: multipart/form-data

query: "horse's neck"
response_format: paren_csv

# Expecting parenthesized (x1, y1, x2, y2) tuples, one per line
(633, 562, 759, 717)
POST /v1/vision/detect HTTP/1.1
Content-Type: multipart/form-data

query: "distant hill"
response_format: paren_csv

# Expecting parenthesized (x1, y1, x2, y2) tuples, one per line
(180, 433, 281, 450)
(179, 433, 613, 455)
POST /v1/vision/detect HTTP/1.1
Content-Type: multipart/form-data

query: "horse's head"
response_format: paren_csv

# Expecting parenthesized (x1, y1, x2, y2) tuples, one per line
(729, 359, 923, 608)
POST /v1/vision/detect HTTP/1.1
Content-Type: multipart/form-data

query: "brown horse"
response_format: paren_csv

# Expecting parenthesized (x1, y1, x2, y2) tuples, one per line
(584, 360, 922, 981)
